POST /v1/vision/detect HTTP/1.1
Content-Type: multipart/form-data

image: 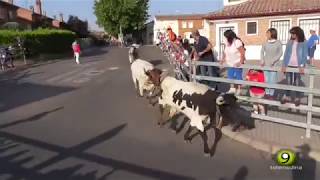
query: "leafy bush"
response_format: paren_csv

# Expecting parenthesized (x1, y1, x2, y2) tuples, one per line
(0, 29, 76, 56)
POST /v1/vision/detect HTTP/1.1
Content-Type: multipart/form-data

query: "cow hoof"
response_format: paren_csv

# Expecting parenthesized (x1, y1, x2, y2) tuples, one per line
(204, 153, 211, 157)
(184, 139, 192, 144)
(157, 123, 164, 128)
(170, 128, 178, 133)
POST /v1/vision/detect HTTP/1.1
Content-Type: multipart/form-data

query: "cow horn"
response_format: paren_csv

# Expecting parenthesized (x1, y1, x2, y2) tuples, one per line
(216, 96, 225, 105)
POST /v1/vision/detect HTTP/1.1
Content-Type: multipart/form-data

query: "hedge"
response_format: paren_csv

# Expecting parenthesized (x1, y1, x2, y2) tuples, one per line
(0, 29, 76, 56)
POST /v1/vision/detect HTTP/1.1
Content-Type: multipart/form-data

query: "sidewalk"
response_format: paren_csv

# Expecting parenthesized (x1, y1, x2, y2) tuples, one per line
(218, 60, 320, 161)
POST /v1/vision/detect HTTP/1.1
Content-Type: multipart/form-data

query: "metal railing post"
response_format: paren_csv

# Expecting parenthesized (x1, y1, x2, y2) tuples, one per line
(192, 62, 197, 83)
(306, 74, 314, 138)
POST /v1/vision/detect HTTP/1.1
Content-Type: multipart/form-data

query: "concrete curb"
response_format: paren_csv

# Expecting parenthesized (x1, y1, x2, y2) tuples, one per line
(221, 127, 320, 162)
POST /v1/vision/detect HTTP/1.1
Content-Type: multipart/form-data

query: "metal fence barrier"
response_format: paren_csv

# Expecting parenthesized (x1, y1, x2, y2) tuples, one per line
(157, 33, 320, 138)
(191, 62, 320, 138)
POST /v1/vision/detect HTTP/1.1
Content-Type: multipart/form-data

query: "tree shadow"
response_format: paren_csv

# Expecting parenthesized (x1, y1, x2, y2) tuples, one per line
(0, 71, 76, 112)
(0, 123, 195, 180)
(0, 107, 64, 129)
(292, 144, 317, 180)
(81, 47, 109, 58)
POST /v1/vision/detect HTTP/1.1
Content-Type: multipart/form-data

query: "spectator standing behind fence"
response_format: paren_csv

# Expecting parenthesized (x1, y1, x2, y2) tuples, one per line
(191, 30, 219, 88)
(72, 40, 81, 65)
(220, 30, 246, 95)
(281, 26, 308, 106)
(167, 27, 177, 42)
(261, 28, 283, 99)
(246, 69, 266, 115)
(307, 29, 319, 66)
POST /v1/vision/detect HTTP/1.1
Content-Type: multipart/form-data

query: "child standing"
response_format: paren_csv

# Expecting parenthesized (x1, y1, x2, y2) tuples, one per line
(246, 69, 266, 115)
(72, 41, 81, 64)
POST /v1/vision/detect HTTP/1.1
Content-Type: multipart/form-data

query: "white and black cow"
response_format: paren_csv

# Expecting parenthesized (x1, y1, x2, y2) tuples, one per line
(129, 46, 155, 99)
(145, 69, 237, 156)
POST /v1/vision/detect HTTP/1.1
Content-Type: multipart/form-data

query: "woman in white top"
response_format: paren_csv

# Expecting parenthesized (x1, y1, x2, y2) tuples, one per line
(220, 30, 246, 95)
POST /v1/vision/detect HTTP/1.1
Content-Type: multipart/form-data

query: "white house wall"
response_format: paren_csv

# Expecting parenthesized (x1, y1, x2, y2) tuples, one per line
(211, 13, 320, 60)
(153, 19, 179, 44)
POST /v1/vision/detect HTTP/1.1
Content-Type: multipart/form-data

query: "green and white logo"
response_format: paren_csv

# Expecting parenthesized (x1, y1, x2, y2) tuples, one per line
(276, 149, 297, 166)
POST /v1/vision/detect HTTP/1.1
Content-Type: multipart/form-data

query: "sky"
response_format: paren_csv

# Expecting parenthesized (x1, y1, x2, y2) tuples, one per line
(14, 0, 223, 31)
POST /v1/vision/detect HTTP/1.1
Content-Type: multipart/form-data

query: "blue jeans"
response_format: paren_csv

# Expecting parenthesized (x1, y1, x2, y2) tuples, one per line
(264, 71, 277, 96)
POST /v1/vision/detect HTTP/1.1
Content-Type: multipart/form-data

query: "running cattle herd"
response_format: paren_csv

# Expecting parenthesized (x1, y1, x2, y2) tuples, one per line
(128, 45, 255, 157)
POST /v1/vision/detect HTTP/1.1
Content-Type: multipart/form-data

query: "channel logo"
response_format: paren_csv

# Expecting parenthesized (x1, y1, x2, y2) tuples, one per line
(276, 149, 297, 166)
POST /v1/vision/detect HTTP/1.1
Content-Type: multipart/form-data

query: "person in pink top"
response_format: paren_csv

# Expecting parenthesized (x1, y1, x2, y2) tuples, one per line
(72, 40, 81, 64)
(281, 27, 308, 106)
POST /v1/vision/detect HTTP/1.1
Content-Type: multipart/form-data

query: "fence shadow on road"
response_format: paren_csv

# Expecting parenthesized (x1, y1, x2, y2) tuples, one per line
(0, 71, 76, 113)
(0, 107, 64, 129)
(0, 123, 196, 180)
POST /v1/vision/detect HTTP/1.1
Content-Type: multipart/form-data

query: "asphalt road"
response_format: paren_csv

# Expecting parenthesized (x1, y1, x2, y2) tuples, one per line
(0, 46, 319, 180)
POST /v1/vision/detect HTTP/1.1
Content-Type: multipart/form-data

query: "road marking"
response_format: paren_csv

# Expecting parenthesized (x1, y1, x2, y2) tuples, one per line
(59, 69, 105, 84)
(84, 70, 105, 76)
(60, 69, 95, 83)
(108, 67, 119, 71)
(73, 77, 91, 84)
(46, 69, 84, 83)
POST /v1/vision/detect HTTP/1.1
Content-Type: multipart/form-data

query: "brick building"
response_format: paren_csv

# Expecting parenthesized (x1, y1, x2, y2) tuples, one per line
(0, 0, 65, 30)
(205, 0, 320, 60)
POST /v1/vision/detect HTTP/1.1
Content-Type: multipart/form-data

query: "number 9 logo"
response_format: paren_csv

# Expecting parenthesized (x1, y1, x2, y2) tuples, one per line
(276, 149, 297, 166)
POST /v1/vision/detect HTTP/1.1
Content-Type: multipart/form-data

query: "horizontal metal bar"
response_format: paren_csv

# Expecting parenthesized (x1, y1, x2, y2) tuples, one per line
(311, 124, 320, 131)
(252, 114, 307, 128)
(252, 113, 320, 132)
(194, 61, 320, 75)
(197, 76, 320, 95)
(236, 95, 320, 113)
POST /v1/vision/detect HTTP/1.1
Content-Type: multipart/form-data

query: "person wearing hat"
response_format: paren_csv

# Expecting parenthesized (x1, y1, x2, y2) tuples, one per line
(307, 29, 319, 66)
(191, 30, 219, 88)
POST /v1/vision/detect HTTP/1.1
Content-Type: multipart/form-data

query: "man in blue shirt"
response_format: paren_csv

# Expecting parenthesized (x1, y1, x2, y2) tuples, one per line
(307, 29, 319, 66)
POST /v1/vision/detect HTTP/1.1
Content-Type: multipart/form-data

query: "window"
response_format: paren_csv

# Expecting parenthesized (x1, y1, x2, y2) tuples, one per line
(270, 20, 290, 44)
(188, 21, 193, 28)
(246, 21, 257, 35)
(8, 10, 14, 20)
(182, 21, 187, 29)
(299, 19, 320, 38)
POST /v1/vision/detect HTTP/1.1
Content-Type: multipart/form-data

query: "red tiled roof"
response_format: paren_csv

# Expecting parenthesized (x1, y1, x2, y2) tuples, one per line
(206, 0, 320, 20)
(155, 14, 205, 20)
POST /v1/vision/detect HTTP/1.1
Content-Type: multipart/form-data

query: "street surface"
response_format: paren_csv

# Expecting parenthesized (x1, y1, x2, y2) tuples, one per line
(0, 46, 319, 180)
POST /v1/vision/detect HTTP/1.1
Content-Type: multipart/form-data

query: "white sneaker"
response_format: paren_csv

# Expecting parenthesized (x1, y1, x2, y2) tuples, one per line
(235, 89, 241, 96)
(227, 88, 236, 94)
(254, 111, 259, 115)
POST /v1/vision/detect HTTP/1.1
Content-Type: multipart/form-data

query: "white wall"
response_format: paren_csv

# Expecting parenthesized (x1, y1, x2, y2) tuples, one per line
(244, 45, 262, 60)
(315, 45, 320, 60)
(153, 18, 179, 44)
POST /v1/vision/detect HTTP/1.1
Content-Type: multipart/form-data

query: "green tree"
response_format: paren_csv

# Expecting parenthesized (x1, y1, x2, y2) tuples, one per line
(94, 0, 149, 37)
